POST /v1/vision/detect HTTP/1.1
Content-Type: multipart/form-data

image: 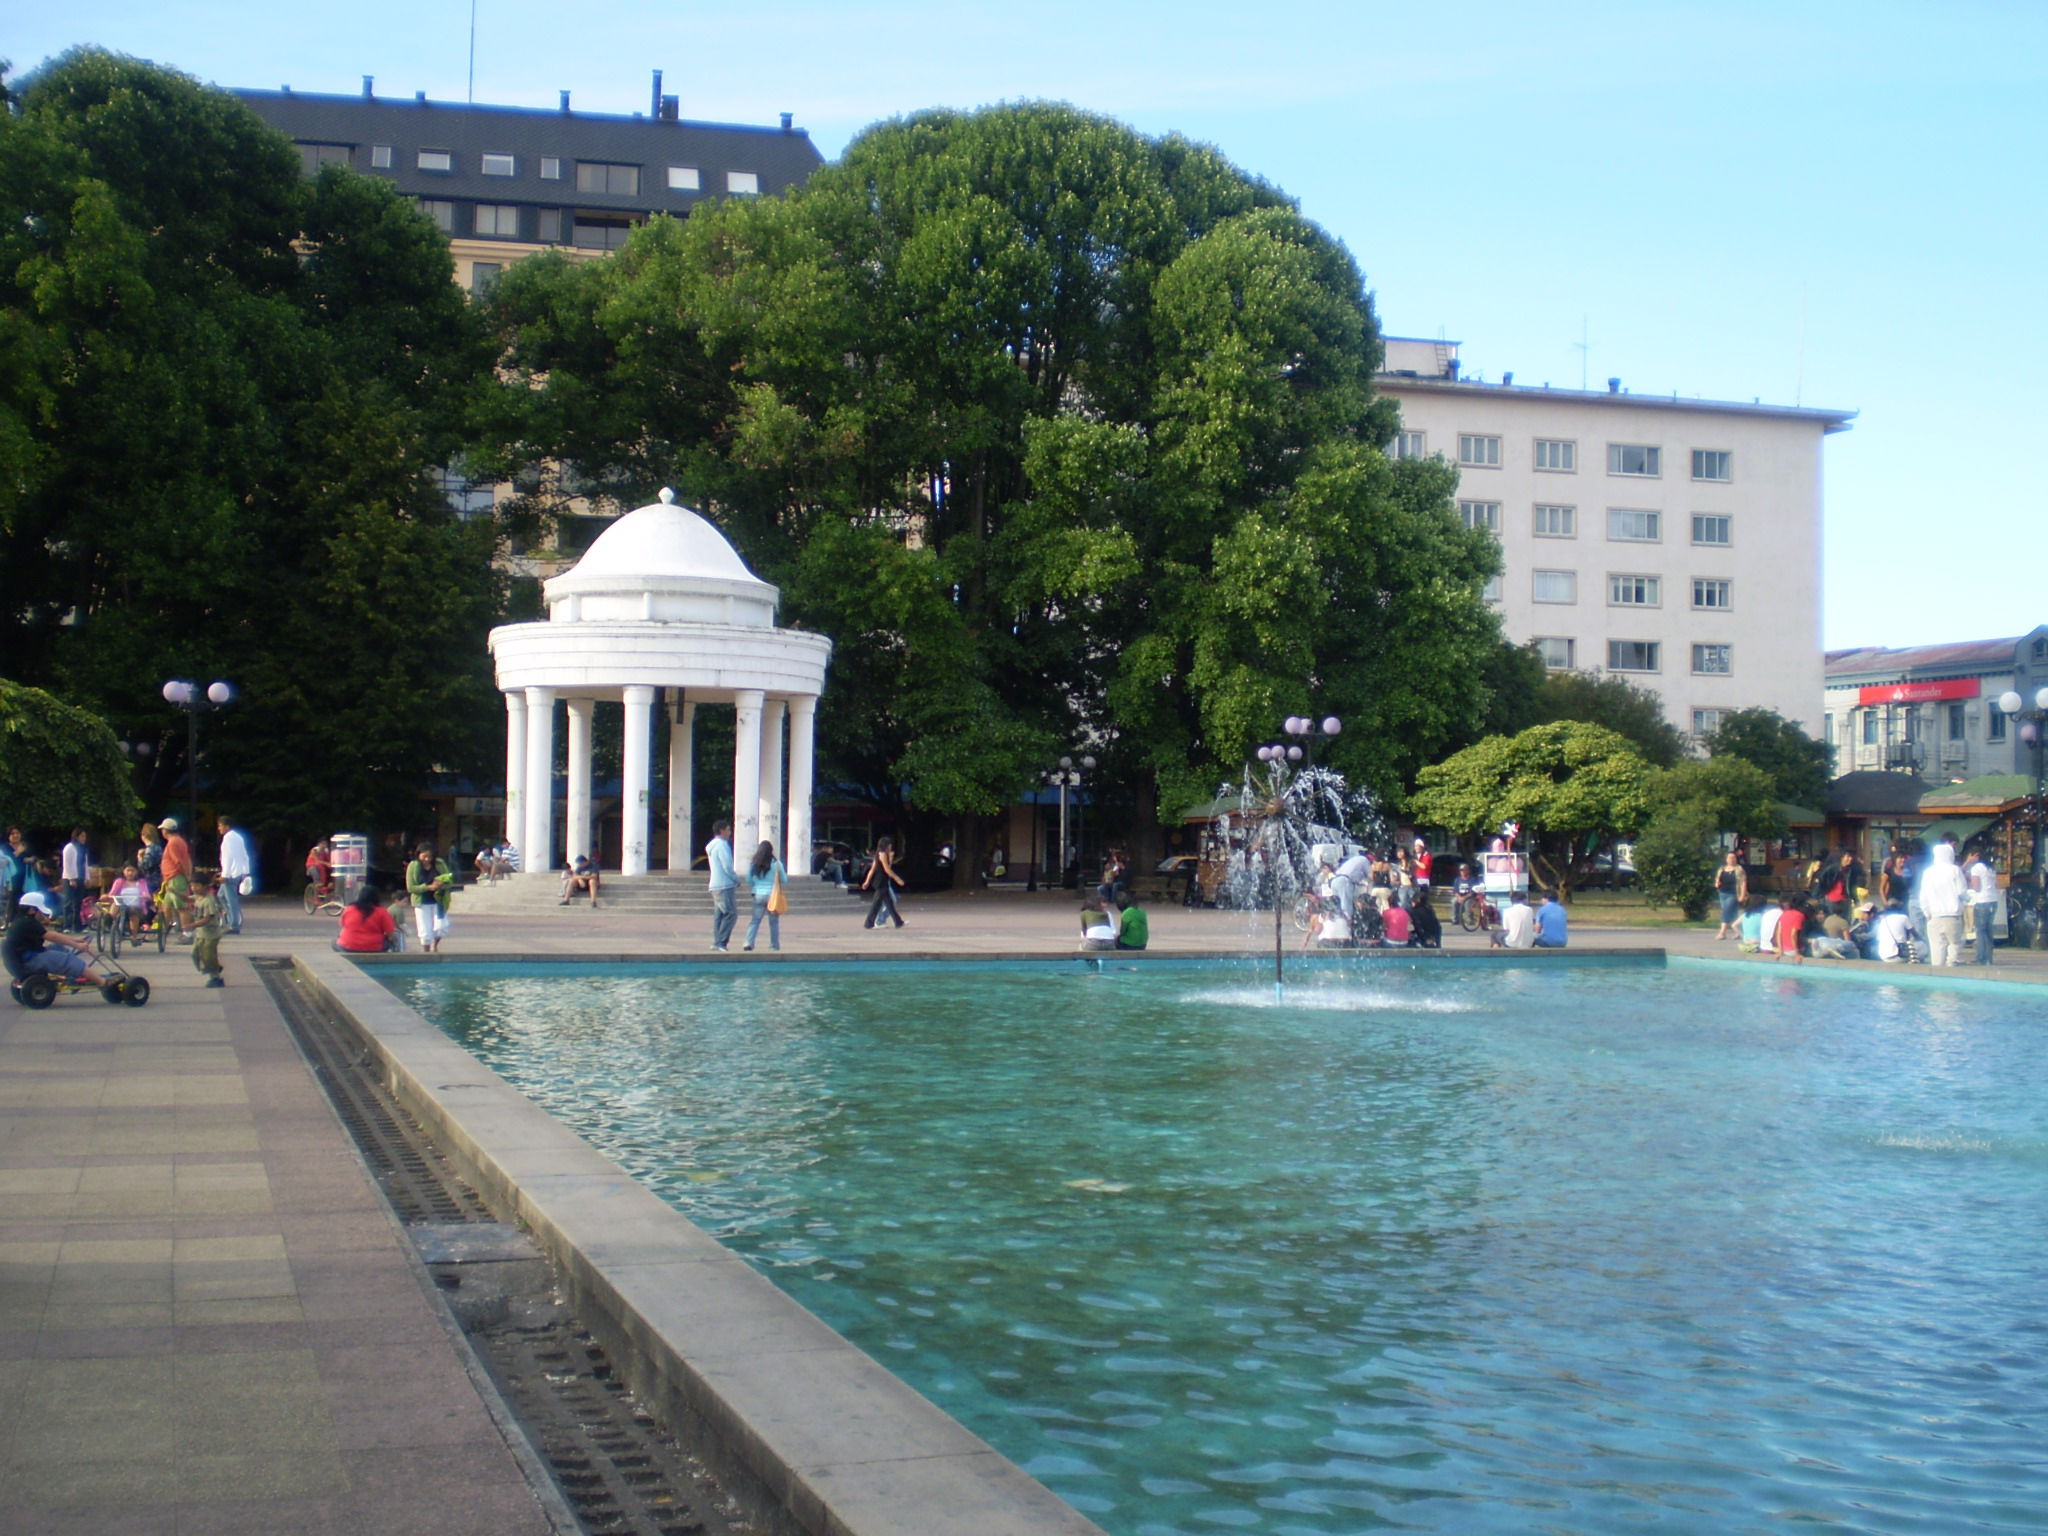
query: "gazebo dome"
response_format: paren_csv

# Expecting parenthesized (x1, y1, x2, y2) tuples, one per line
(543, 488, 777, 626)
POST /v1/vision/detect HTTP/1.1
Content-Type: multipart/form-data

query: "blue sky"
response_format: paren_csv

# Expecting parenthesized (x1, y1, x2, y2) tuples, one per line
(12, 0, 2044, 649)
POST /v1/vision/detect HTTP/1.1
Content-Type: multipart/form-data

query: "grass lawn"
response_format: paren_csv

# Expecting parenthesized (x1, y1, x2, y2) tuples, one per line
(1560, 889, 1709, 929)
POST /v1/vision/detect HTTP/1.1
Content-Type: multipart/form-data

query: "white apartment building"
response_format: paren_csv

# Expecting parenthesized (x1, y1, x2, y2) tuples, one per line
(1377, 338, 1853, 739)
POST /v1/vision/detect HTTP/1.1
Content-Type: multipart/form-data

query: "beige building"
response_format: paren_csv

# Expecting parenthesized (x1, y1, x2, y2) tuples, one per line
(1377, 338, 1853, 739)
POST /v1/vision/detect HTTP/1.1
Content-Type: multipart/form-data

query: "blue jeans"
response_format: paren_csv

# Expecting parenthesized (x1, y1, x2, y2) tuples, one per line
(711, 886, 737, 949)
(745, 896, 780, 951)
(222, 878, 245, 933)
(1973, 904, 1995, 964)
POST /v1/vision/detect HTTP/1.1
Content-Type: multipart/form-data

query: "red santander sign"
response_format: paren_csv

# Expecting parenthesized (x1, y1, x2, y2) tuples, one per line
(1856, 679, 1981, 705)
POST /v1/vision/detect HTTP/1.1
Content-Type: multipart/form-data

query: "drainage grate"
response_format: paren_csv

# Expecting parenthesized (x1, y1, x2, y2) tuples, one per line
(255, 959, 758, 1536)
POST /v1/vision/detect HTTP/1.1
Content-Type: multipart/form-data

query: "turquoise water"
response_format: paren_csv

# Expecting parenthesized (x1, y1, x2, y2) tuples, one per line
(384, 959, 2048, 1534)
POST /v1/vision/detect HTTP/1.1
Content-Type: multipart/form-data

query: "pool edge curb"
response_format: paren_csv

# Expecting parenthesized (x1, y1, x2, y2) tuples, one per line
(292, 947, 1110, 1536)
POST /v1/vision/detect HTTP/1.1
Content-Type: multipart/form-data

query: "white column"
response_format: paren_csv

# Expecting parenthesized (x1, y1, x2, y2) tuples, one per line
(668, 700, 696, 872)
(503, 691, 526, 859)
(565, 698, 594, 865)
(622, 684, 653, 877)
(786, 695, 817, 878)
(523, 686, 556, 876)
(733, 690, 765, 858)
(758, 697, 787, 853)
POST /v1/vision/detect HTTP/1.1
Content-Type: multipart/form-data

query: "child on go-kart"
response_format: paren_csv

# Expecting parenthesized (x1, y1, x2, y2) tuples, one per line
(4, 892, 120, 998)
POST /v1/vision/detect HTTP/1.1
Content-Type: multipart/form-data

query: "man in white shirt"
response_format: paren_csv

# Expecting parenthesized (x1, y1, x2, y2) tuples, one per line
(217, 815, 255, 934)
(1874, 902, 1916, 963)
(59, 828, 90, 933)
(1965, 849, 1998, 965)
(1499, 892, 1537, 949)
(1916, 843, 1967, 967)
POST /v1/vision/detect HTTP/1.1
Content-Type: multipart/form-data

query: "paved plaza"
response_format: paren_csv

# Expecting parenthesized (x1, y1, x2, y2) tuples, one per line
(3, 886, 2042, 1531)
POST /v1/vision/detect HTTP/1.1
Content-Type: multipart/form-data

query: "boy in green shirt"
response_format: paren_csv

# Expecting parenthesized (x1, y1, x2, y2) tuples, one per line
(1116, 896, 1148, 951)
(190, 875, 226, 987)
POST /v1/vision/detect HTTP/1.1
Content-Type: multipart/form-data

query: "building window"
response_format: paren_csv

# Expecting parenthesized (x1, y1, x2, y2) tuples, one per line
(1607, 443, 1661, 477)
(1609, 640, 1660, 673)
(1691, 513, 1731, 546)
(468, 261, 502, 296)
(576, 161, 640, 195)
(1691, 449, 1732, 482)
(1459, 500, 1501, 533)
(418, 149, 454, 173)
(726, 170, 760, 195)
(1607, 508, 1661, 542)
(1532, 569, 1578, 604)
(1609, 574, 1660, 607)
(1458, 434, 1501, 468)
(1692, 644, 1732, 675)
(1693, 708, 1729, 735)
(540, 157, 562, 180)
(537, 208, 564, 243)
(1481, 575, 1502, 603)
(1990, 709, 2008, 741)
(1535, 636, 1575, 670)
(1945, 702, 1967, 740)
(1862, 711, 1879, 745)
(1390, 430, 1426, 460)
(1692, 578, 1732, 610)
(1533, 503, 1576, 538)
(572, 211, 638, 249)
(474, 204, 521, 237)
(481, 152, 517, 177)
(296, 142, 351, 174)
(1534, 438, 1576, 472)
(418, 199, 455, 233)
(667, 165, 701, 191)
(370, 144, 393, 169)
(1825, 713, 1835, 745)
(437, 465, 498, 515)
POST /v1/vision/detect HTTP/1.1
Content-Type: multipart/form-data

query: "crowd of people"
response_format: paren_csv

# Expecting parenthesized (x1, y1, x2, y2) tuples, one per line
(1722, 836, 2003, 966)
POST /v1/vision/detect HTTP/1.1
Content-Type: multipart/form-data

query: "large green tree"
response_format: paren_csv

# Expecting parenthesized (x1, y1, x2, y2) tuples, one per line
(0, 679, 139, 833)
(1406, 721, 1655, 896)
(1531, 670, 1686, 768)
(0, 51, 502, 849)
(1706, 707, 1832, 810)
(1632, 756, 1785, 919)
(477, 104, 1506, 869)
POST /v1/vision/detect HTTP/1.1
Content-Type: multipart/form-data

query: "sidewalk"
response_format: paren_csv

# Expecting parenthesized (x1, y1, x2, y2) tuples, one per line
(5, 887, 2041, 1531)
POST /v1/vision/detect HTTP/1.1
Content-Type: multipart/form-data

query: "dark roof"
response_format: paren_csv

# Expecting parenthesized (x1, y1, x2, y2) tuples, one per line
(1824, 637, 2021, 679)
(1825, 771, 1933, 816)
(234, 88, 823, 216)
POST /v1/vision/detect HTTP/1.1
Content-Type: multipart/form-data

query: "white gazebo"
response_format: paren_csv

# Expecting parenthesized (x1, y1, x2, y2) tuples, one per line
(488, 489, 833, 879)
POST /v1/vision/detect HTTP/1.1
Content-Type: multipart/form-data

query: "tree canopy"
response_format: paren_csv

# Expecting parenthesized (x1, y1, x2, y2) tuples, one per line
(1531, 669, 1686, 768)
(1406, 721, 1654, 894)
(1631, 756, 1785, 918)
(0, 679, 140, 833)
(1706, 708, 1832, 810)
(477, 103, 1508, 852)
(0, 52, 503, 846)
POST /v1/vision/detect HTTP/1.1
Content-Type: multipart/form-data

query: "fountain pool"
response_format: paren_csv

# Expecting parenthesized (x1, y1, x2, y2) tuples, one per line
(381, 957, 2048, 1535)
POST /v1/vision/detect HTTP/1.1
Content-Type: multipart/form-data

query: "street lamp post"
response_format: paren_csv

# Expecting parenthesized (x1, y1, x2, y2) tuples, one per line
(1040, 754, 1096, 889)
(1996, 685, 2048, 948)
(162, 679, 235, 837)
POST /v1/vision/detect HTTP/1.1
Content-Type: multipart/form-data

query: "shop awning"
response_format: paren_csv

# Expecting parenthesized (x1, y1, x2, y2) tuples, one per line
(1920, 816, 1993, 845)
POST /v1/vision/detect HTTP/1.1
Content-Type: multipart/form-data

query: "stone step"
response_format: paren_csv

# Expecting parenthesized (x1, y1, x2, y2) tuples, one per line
(452, 872, 870, 917)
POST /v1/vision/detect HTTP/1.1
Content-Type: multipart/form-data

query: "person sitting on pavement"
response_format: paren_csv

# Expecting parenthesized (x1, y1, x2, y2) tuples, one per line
(1409, 896, 1443, 949)
(1874, 900, 1918, 963)
(335, 883, 401, 953)
(1807, 907, 1860, 960)
(1079, 900, 1118, 950)
(1497, 891, 1536, 949)
(1306, 906, 1351, 947)
(1533, 890, 1569, 948)
(1756, 896, 1784, 955)
(1737, 895, 1766, 953)
(561, 854, 600, 906)
(1774, 896, 1807, 964)
(1380, 901, 1412, 946)
(1115, 894, 1148, 951)
(5, 891, 118, 995)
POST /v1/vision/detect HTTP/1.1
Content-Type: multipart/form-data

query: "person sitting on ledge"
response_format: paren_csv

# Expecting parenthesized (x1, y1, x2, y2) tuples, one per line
(1079, 900, 1118, 950)
(1533, 890, 1568, 948)
(1380, 900, 1412, 947)
(560, 854, 600, 906)
(1116, 894, 1148, 951)
(1409, 895, 1442, 949)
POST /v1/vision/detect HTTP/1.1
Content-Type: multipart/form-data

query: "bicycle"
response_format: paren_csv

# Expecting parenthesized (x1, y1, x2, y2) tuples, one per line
(1454, 890, 1502, 932)
(303, 876, 343, 917)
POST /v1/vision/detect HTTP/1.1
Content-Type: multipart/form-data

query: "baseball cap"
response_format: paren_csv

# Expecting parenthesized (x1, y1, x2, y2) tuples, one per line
(18, 891, 52, 914)
(159, 817, 179, 831)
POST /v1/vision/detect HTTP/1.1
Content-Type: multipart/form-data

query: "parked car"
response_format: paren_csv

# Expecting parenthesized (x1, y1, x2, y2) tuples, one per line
(1586, 843, 1636, 889)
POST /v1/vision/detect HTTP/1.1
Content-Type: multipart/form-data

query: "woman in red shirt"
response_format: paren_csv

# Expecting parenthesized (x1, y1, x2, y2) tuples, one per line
(335, 885, 399, 953)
